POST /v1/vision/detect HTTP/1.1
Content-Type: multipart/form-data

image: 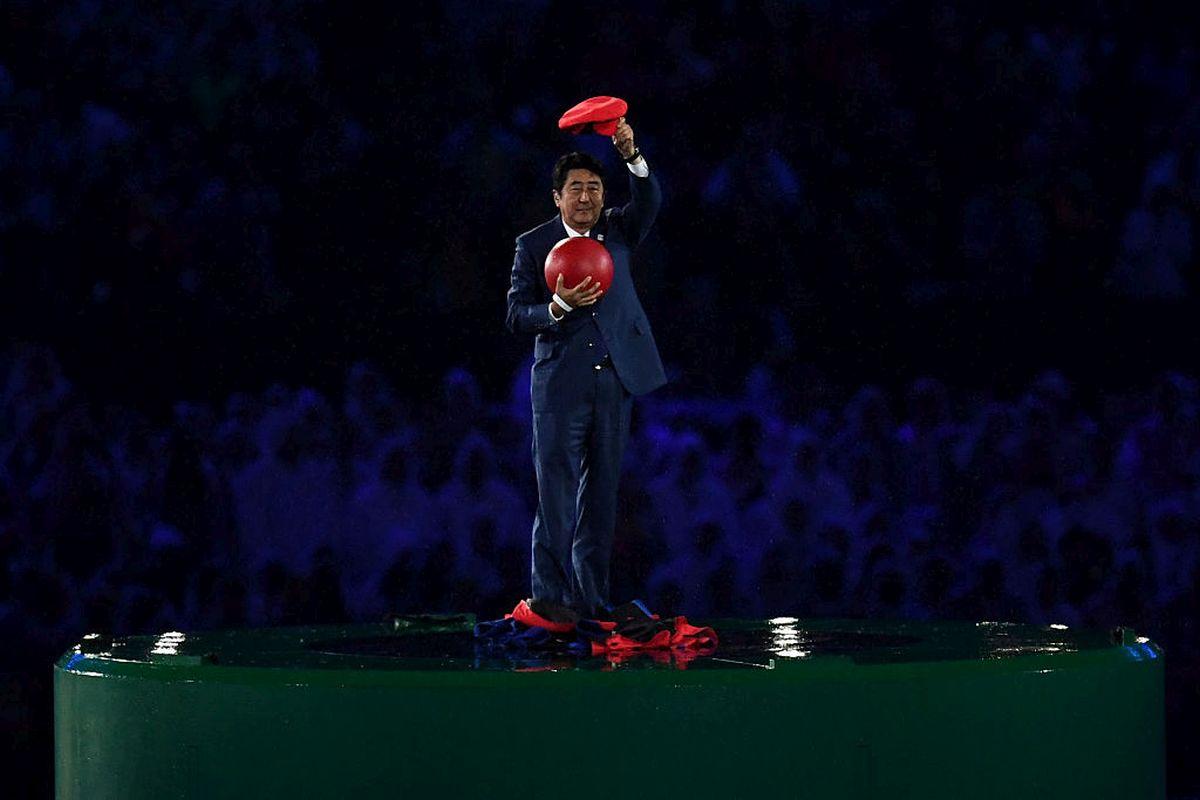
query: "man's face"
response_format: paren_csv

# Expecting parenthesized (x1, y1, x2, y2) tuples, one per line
(554, 168, 604, 232)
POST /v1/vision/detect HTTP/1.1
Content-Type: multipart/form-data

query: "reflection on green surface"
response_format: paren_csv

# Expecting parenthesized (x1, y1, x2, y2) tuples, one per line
(59, 615, 1155, 675)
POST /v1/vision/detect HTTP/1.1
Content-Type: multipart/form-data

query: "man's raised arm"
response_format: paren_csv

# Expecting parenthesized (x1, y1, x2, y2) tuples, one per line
(609, 117, 662, 247)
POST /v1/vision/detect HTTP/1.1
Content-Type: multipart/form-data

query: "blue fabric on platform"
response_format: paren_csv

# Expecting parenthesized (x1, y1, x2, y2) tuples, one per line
(473, 617, 515, 639)
(564, 638, 591, 657)
(474, 617, 553, 650)
(473, 615, 590, 657)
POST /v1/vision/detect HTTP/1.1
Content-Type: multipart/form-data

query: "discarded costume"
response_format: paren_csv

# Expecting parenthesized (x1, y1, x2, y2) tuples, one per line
(474, 598, 718, 666)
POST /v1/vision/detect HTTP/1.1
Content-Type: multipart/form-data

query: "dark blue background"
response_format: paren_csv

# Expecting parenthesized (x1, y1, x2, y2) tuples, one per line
(2, 1, 1198, 795)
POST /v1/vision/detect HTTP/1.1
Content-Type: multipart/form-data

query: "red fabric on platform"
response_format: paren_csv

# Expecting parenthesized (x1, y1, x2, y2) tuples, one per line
(670, 616, 718, 649)
(590, 616, 720, 656)
(510, 599, 576, 634)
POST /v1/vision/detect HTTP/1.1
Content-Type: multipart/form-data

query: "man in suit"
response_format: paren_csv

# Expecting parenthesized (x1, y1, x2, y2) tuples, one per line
(505, 118, 666, 618)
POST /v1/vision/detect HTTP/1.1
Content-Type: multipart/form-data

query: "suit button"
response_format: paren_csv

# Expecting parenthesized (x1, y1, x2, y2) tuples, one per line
(588, 342, 594, 348)
(591, 311, 597, 317)
(594, 365, 602, 370)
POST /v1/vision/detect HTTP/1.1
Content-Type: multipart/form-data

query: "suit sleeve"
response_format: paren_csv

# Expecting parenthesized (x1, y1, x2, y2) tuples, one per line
(506, 237, 559, 334)
(610, 171, 662, 248)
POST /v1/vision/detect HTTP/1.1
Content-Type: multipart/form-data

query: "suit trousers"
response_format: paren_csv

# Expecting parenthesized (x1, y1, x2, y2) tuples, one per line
(530, 358, 632, 616)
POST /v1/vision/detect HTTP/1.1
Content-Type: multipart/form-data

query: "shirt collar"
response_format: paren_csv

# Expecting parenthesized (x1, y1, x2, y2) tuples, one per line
(561, 217, 590, 238)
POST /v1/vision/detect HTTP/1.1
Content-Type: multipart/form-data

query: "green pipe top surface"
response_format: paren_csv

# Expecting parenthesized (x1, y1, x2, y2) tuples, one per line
(55, 616, 1162, 688)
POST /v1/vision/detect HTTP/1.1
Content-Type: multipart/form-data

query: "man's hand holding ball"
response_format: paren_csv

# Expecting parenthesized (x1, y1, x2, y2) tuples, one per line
(556, 273, 603, 309)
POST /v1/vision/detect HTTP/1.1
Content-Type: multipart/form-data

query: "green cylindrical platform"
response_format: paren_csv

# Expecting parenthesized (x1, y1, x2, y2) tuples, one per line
(55, 616, 1164, 799)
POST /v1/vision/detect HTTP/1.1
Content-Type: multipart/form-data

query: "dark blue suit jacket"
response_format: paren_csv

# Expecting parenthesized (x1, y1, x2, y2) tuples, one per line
(506, 172, 667, 413)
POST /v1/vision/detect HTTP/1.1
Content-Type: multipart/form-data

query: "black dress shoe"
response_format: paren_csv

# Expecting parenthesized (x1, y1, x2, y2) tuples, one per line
(527, 598, 581, 627)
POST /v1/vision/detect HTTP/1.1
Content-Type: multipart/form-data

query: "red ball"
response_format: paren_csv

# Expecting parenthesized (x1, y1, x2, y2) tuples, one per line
(544, 236, 614, 295)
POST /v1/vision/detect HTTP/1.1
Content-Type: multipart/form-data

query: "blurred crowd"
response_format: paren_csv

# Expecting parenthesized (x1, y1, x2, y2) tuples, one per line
(2, 344, 1197, 663)
(4, 3, 1200, 408)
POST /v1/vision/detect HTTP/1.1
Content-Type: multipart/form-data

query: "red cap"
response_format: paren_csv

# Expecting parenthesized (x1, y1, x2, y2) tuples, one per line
(558, 96, 629, 136)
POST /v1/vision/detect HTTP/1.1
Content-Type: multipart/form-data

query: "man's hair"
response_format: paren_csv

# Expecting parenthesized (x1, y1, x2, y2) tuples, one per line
(552, 152, 605, 192)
